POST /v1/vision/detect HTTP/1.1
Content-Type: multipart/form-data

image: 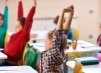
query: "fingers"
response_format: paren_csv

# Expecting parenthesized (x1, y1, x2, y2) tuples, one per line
(65, 5, 74, 12)
(5, 0, 8, 6)
(71, 5, 74, 9)
(67, 5, 74, 10)
(33, 0, 37, 7)
(68, 5, 74, 9)
(19, 0, 22, 2)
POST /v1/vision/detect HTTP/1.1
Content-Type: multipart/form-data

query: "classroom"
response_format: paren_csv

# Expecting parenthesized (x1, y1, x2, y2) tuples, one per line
(0, 0, 101, 73)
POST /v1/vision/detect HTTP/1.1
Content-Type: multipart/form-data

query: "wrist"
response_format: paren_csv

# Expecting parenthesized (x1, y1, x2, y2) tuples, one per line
(70, 11, 74, 15)
(61, 8, 65, 13)
(19, 1, 22, 2)
(33, 0, 37, 7)
(60, 9, 65, 16)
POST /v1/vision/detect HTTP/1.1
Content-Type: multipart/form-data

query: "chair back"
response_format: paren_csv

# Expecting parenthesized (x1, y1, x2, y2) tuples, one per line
(4, 31, 9, 48)
(18, 44, 28, 65)
(72, 27, 79, 40)
(73, 62, 83, 73)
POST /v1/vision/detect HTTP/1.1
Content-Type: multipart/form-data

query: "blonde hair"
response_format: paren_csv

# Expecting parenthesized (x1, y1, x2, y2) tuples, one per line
(47, 31, 67, 51)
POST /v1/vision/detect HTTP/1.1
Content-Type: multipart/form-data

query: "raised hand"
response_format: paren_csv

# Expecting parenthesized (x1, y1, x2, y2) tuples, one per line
(65, 5, 74, 13)
(19, 0, 22, 2)
(5, 0, 8, 6)
(63, 5, 74, 30)
(33, 0, 37, 7)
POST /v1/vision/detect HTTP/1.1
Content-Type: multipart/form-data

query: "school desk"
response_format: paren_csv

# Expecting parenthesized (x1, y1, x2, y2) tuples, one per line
(0, 66, 37, 73)
(29, 40, 101, 73)
(29, 40, 101, 53)
(0, 52, 7, 60)
(66, 61, 101, 73)
(0, 48, 4, 51)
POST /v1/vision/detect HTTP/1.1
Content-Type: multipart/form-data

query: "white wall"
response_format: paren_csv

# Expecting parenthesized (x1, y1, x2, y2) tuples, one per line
(32, 17, 78, 31)
(66, 0, 101, 44)
(0, 0, 101, 43)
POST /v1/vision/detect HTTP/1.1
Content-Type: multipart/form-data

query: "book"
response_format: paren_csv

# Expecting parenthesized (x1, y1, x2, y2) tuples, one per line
(75, 57, 99, 66)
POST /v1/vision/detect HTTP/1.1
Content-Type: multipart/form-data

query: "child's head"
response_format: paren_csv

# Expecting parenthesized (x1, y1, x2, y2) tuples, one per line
(45, 30, 67, 51)
(54, 15, 65, 25)
(0, 13, 4, 26)
(15, 17, 26, 32)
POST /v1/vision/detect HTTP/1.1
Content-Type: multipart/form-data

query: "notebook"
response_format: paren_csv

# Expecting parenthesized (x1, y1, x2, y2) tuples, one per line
(75, 57, 99, 66)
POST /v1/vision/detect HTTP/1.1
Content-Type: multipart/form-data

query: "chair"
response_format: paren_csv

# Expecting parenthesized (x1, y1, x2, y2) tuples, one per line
(68, 27, 81, 57)
(73, 62, 83, 73)
(72, 27, 79, 40)
(4, 31, 9, 48)
(18, 44, 28, 65)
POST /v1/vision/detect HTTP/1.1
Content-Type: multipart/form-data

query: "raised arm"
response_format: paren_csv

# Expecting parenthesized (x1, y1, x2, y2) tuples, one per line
(3, 0, 8, 29)
(48, 8, 67, 65)
(23, 0, 36, 41)
(50, 8, 66, 52)
(18, 0, 24, 19)
(56, 9, 65, 30)
(48, 6, 74, 65)
(63, 5, 74, 32)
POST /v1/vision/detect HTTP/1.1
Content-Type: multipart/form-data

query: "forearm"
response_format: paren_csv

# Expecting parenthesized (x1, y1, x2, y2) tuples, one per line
(3, 6, 8, 29)
(56, 10, 65, 30)
(4, 6, 8, 18)
(26, 6, 36, 22)
(63, 12, 74, 30)
(18, 1, 23, 18)
(23, 6, 36, 37)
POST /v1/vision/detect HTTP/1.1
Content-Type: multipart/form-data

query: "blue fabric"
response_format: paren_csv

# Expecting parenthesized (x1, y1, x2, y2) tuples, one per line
(67, 28, 73, 40)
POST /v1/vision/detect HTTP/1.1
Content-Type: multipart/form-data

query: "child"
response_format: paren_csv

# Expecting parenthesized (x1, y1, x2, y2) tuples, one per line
(0, 0, 37, 66)
(41, 5, 74, 73)
(97, 34, 101, 46)
(97, 19, 101, 53)
(54, 15, 73, 40)
(97, 19, 101, 46)
(0, 0, 8, 48)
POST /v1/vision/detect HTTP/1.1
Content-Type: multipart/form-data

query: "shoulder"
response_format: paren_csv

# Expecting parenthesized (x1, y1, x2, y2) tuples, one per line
(10, 34, 15, 38)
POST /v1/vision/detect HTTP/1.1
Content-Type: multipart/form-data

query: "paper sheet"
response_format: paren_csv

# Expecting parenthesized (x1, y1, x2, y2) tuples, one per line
(66, 61, 76, 69)
(78, 41, 98, 48)
(33, 43, 44, 47)
(0, 67, 17, 71)
(0, 71, 23, 73)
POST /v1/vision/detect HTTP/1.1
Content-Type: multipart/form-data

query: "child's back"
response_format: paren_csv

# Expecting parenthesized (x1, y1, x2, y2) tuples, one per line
(4, 30, 29, 63)
(41, 30, 67, 73)
(41, 5, 74, 73)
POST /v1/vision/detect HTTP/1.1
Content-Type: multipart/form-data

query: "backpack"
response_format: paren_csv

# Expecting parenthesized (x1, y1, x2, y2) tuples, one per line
(25, 44, 38, 70)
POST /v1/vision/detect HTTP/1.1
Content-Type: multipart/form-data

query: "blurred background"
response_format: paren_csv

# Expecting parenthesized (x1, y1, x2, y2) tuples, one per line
(0, 0, 101, 44)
